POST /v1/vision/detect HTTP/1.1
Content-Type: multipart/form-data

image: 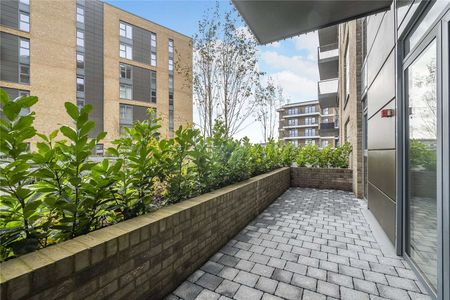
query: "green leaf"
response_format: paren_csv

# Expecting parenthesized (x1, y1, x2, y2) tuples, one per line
(64, 102, 79, 120)
(16, 96, 38, 108)
(60, 126, 78, 142)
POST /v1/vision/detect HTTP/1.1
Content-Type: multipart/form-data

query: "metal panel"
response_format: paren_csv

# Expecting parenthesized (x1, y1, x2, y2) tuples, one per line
(366, 12, 385, 52)
(368, 149, 396, 200)
(367, 10, 395, 86)
(367, 51, 395, 118)
(368, 182, 396, 244)
(133, 105, 149, 122)
(368, 99, 396, 149)
(318, 25, 338, 46)
(84, 0, 104, 136)
(132, 65, 151, 103)
(133, 26, 151, 65)
(0, 32, 19, 83)
(0, 0, 19, 29)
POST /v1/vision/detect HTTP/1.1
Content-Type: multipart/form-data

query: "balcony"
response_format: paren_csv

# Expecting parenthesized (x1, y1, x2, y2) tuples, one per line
(318, 78, 338, 108)
(319, 121, 339, 137)
(318, 43, 339, 80)
(318, 25, 338, 47)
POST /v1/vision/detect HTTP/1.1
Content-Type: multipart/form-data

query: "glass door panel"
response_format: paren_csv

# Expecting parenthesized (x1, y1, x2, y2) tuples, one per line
(406, 39, 438, 290)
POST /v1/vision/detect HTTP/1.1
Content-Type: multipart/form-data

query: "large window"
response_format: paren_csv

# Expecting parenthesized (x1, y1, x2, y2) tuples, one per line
(77, 30, 84, 47)
(19, 11, 29, 32)
(76, 53, 84, 70)
(76, 77, 85, 92)
(119, 84, 132, 99)
(151, 33, 157, 66)
(19, 39, 30, 84)
(120, 44, 132, 60)
(76, 6, 84, 24)
(19, 39, 29, 60)
(289, 129, 298, 137)
(119, 22, 132, 39)
(321, 140, 329, 148)
(345, 42, 350, 100)
(305, 117, 315, 125)
(322, 107, 329, 115)
(288, 108, 298, 115)
(305, 105, 315, 114)
(151, 71, 157, 103)
(288, 119, 297, 126)
(305, 128, 315, 136)
(120, 64, 132, 80)
(119, 104, 133, 133)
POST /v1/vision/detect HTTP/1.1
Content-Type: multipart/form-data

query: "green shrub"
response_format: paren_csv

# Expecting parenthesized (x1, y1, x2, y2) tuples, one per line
(0, 90, 351, 261)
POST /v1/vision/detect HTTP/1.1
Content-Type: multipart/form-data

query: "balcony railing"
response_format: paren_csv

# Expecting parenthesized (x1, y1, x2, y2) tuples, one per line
(319, 121, 339, 137)
(318, 78, 338, 108)
(318, 42, 338, 61)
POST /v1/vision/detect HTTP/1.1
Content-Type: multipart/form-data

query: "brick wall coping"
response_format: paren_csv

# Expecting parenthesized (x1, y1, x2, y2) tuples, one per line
(0, 167, 290, 287)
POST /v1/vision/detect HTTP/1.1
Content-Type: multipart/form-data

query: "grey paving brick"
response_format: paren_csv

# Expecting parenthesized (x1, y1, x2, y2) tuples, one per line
(234, 285, 263, 300)
(338, 264, 364, 279)
(340, 286, 370, 300)
(363, 270, 388, 285)
(261, 293, 283, 300)
(250, 253, 271, 265)
(319, 260, 338, 273)
(201, 261, 224, 275)
(385, 275, 420, 292)
(235, 250, 253, 260)
(408, 291, 432, 300)
(255, 277, 278, 294)
(275, 282, 303, 300)
(196, 273, 223, 290)
(311, 250, 328, 260)
(328, 253, 349, 265)
(353, 278, 378, 295)
(264, 247, 283, 258)
(188, 270, 205, 283)
(235, 260, 255, 272)
(195, 290, 220, 300)
(307, 267, 327, 281)
(261, 240, 278, 249)
(291, 273, 317, 290)
(377, 284, 411, 300)
(395, 268, 417, 280)
(173, 282, 203, 300)
(327, 272, 353, 288)
(285, 261, 308, 275)
(217, 267, 239, 281)
(272, 268, 293, 283)
(234, 270, 260, 287)
(302, 290, 326, 300)
(369, 262, 398, 276)
(292, 246, 312, 256)
(317, 280, 339, 298)
(251, 263, 275, 278)
(250, 245, 266, 254)
(219, 255, 240, 268)
(215, 280, 240, 298)
(350, 258, 371, 270)
(267, 257, 287, 269)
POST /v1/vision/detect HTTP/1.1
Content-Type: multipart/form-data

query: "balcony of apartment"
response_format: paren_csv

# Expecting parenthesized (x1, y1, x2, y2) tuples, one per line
(281, 110, 320, 119)
(319, 120, 339, 137)
(318, 43, 339, 80)
(318, 78, 338, 108)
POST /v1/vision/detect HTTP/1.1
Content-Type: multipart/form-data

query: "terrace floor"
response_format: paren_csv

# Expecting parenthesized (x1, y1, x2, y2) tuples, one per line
(167, 188, 430, 300)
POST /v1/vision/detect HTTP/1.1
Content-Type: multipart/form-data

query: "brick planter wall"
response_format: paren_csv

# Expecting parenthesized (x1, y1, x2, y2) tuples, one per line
(290, 167, 353, 191)
(0, 168, 290, 300)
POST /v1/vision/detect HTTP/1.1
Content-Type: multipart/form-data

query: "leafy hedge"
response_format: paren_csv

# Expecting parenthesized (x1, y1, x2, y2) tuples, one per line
(0, 90, 351, 261)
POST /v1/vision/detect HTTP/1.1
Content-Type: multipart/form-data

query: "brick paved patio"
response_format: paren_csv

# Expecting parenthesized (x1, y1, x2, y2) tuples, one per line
(167, 188, 430, 300)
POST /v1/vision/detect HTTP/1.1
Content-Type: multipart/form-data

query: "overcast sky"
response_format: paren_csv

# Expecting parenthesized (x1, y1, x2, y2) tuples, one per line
(106, 0, 319, 143)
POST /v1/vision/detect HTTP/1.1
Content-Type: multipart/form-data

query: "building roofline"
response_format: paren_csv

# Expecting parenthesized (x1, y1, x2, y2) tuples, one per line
(102, 1, 192, 41)
(278, 100, 319, 110)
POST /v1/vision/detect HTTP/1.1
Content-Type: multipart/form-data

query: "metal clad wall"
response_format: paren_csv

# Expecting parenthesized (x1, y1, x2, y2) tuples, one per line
(0, 32, 19, 83)
(84, 0, 104, 136)
(133, 105, 149, 121)
(133, 26, 151, 65)
(132, 65, 151, 102)
(366, 7, 397, 244)
(0, 0, 19, 29)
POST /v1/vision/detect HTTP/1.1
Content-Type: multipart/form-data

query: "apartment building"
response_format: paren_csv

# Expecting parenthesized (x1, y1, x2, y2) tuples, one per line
(278, 100, 338, 148)
(0, 0, 193, 150)
(234, 1, 450, 299)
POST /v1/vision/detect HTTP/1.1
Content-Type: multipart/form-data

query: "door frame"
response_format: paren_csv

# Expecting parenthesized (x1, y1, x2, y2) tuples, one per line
(398, 5, 450, 299)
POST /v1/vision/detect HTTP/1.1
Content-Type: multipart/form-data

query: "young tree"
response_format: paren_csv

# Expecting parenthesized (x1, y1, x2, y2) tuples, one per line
(255, 78, 287, 143)
(179, 3, 261, 137)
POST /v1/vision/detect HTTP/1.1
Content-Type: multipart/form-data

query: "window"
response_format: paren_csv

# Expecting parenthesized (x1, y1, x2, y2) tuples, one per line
(322, 108, 329, 115)
(120, 64, 132, 80)
(321, 140, 329, 148)
(119, 104, 133, 133)
(289, 129, 298, 137)
(288, 108, 298, 115)
(76, 53, 84, 69)
(151, 33, 157, 66)
(119, 84, 132, 99)
(322, 118, 329, 123)
(305, 106, 315, 114)
(120, 43, 132, 59)
(94, 144, 104, 156)
(19, 0, 29, 4)
(291, 140, 299, 147)
(77, 98, 85, 109)
(151, 71, 157, 103)
(305, 128, 315, 136)
(169, 109, 174, 133)
(288, 119, 297, 126)
(76, 7, 84, 23)
(19, 64, 29, 83)
(306, 139, 316, 145)
(168, 58, 174, 72)
(305, 117, 315, 125)
(19, 39, 29, 59)
(168, 39, 174, 54)
(76, 77, 84, 92)
(77, 30, 84, 47)
(119, 22, 132, 39)
(19, 12, 29, 32)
